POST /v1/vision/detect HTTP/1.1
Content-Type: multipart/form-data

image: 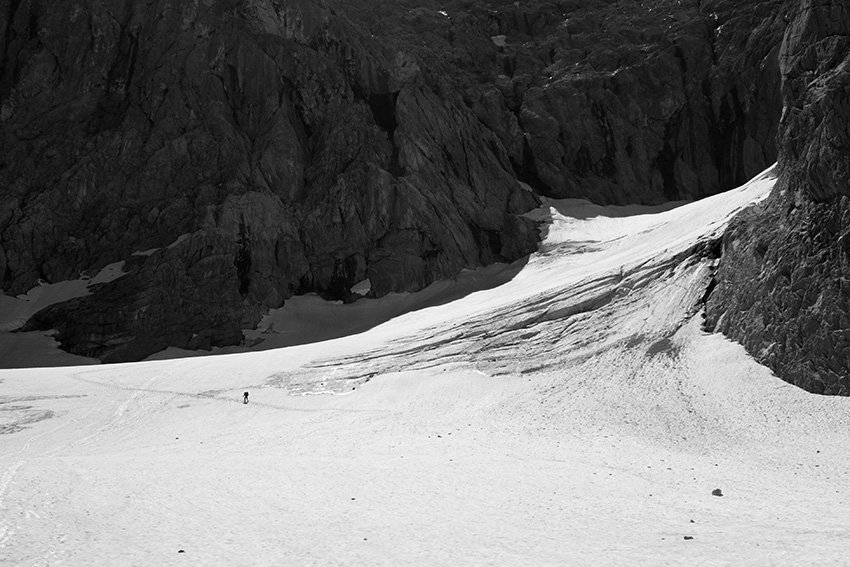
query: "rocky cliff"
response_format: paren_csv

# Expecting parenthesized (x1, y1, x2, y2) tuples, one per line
(2, 0, 788, 361)
(706, 0, 850, 395)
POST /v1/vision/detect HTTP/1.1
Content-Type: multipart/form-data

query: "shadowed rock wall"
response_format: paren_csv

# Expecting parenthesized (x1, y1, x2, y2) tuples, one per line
(2, 0, 788, 361)
(706, 0, 850, 395)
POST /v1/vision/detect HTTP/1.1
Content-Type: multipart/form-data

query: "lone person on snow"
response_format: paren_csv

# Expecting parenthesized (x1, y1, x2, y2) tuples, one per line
(243, 391, 249, 404)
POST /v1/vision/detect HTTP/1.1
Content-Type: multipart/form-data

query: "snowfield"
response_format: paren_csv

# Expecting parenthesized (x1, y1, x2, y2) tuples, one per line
(2, 166, 850, 566)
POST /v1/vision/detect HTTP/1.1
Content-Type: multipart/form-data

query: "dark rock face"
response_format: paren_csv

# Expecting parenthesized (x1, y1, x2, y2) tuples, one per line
(23, 233, 247, 363)
(706, 0, 850, 395)
(778, 0, 850, 201)
(2, 0, 787, 361)
(494, 0, 787, 204)
(2, 0, 540, 360)
(364, 0, 788, 204)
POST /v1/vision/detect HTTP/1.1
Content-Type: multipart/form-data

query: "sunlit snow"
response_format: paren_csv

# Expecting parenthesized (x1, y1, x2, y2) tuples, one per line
(2, 166, 849, 566)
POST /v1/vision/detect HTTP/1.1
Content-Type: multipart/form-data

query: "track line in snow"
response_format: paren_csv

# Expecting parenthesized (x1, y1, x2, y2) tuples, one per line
(63, 371, 384, 415)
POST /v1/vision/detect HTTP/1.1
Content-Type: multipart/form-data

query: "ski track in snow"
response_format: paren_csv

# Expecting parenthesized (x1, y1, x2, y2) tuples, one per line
(2, 166, 850, 566)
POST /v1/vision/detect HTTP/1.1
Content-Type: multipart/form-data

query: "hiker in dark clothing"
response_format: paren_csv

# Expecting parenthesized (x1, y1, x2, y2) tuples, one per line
(243, 391, 249, 404)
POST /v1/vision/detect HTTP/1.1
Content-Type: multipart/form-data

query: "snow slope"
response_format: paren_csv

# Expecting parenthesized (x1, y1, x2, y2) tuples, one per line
(2, 166, 850, 566)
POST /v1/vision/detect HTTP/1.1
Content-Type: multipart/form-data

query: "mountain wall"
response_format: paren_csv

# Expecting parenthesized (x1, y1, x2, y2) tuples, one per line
(706, 0, 850, 395)
(3, 0, 788, 361)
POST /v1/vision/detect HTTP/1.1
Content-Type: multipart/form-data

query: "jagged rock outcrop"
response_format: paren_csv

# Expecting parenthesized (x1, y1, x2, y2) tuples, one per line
(706, 0, 850, 395)
(2, 0, 788, 361)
